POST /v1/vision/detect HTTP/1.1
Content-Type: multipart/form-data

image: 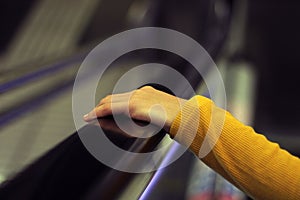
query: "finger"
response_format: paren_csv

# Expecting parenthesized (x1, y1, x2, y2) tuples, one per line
(83, 109, 97, 122)
(84, 102, 129, 121)
(97, 91, 133, 106)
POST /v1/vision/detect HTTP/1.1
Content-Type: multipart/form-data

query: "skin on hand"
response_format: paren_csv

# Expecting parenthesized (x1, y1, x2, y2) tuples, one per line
(83, 86, 187, 132)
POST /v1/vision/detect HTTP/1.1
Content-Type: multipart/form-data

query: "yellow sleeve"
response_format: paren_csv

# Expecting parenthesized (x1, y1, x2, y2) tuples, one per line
(170, 95, 300, 200)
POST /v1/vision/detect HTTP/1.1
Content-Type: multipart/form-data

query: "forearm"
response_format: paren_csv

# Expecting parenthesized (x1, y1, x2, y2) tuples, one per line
(170, 95, 300, 200)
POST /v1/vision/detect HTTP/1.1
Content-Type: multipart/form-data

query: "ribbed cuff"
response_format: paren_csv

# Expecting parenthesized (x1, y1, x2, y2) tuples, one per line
(169, 95, 214, 153)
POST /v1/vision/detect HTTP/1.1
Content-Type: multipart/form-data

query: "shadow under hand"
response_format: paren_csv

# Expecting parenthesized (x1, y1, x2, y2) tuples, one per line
(87, 114, 166, 153)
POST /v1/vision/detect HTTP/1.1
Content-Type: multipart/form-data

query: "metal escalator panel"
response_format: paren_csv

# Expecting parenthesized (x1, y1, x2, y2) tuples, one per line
(0, 116, 166, 200)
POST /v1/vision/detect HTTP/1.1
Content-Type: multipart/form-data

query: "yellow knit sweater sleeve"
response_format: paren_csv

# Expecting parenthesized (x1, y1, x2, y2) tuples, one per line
(170, 95, 300, 200)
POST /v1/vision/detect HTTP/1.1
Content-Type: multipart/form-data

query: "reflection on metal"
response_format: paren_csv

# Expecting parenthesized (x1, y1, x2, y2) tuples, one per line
(119, 136, 173, 199)
(139, 141, 181, 200)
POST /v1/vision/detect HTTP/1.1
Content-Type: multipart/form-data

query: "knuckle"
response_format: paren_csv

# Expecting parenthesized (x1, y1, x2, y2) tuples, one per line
(104, 95, 111, 100)
(133, 86, 153, 96)
(131, 90, 141, 99)
(101, 103, 110, 112)
(141, 85, 153, 91)
(128, 99, 137, 112)
(100, 95, 110, 103)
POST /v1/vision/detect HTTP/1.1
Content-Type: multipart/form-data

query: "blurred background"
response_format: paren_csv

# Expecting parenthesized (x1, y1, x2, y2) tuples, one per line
(0, 0, 299, 199)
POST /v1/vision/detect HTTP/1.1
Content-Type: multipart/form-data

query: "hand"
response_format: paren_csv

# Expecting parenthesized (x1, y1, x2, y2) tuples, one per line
(83, 86, 187, 132)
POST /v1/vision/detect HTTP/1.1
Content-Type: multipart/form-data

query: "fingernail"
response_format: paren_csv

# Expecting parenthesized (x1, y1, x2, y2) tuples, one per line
(83, 114, 89, 119)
